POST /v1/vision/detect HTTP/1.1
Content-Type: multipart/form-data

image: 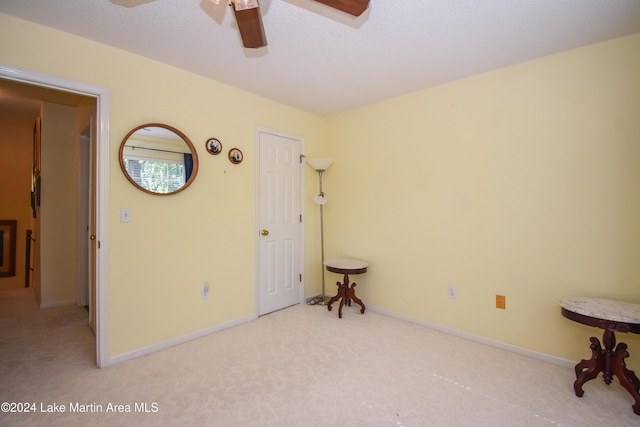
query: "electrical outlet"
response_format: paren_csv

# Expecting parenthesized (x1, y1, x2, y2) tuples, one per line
(496, 295, 506, 309)
(202, 282, 210, 299)
(448, 286, 457, 299)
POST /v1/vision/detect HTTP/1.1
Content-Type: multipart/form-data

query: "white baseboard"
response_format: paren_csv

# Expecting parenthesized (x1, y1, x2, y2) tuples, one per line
(104, 304, 575, 369)
(106, 313, 258, 367)
(40, 299, 75, 309)
(368, 304, 575, 369)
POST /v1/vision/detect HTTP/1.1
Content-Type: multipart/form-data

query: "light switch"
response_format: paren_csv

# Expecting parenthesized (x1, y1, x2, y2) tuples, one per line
(120, 207, 131, 223)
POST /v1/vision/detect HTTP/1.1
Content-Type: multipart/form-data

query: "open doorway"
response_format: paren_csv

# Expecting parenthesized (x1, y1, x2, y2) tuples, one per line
(0, 64, 110, 367)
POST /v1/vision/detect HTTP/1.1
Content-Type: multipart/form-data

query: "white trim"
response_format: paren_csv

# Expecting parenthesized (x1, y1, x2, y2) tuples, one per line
(255, 127, 305, 315)
(40, 299, 76, 309)
(0, 64, 111, 368)
(298, 135, 305, 304)
(254, 128, 261, 315)
(76, 126, 91, 307)
(109, 314, 257, 365)
(368, 304, 576, 369)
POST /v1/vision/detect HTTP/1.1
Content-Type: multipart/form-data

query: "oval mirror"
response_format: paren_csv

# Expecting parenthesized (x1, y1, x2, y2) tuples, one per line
(119, 123, 199, 195)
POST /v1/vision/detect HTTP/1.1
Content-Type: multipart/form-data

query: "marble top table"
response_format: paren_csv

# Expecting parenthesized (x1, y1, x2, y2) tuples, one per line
(324, 258, 368, 318)
(559, 296, 640, 415)
(560, 297, 640, 327)
(324, 258, 368, 275)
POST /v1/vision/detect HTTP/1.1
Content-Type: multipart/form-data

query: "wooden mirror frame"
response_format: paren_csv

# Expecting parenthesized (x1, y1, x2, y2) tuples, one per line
(119, 123, 199, 195)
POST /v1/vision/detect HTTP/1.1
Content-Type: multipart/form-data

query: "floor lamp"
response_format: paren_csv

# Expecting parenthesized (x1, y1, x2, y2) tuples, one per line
(306, 157, 333, 305)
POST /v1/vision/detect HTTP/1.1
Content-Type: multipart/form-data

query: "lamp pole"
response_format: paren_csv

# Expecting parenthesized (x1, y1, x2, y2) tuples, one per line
(317, 169, 327, 305)
(305, 157, 333, 306)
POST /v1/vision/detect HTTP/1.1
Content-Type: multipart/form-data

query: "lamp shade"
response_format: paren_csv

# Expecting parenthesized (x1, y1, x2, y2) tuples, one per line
(307, 157, 333, 171)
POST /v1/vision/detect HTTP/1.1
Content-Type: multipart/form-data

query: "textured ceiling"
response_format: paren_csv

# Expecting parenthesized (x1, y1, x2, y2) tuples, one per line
(1, 0, 640, 116)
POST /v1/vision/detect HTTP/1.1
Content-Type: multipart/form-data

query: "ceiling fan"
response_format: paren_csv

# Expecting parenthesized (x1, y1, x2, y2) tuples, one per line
(212, 0, 371, 48)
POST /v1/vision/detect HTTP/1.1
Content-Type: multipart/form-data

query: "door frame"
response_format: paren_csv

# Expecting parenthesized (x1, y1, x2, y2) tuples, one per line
(0, 64, 111, 367)
(255, 126, 305, 315)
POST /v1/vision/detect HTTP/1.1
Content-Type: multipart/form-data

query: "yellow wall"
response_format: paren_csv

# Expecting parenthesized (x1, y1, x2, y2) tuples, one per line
(0, 14, 327, 356)
(2, 13, 639, 370)
(0, 120, 32, 291)
(39, 103, 80, 306)
(324, 33, 640, 369)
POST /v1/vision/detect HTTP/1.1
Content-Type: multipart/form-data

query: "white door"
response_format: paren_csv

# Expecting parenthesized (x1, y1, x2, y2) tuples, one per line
(257, 129, 303, 315)
(77, 126, 90, 308)
(78, 118, 97, 334)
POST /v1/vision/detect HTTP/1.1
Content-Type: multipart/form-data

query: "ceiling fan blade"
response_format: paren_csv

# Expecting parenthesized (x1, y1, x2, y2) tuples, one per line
(312, 0, 370, 16)
(231, 0, 267, 48)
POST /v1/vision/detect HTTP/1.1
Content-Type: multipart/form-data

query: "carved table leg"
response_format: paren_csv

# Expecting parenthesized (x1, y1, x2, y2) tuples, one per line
(337, 274, 350, 318)
(327, 280, 347, 318)
(574, 330, 640, 415)
(574, 337, 604, 397)
(602, 328, 616, 385)
(611, 342, 640, 415)
(327, 274, 365, 318)
(347, 282, 365, 314)
(338, 286, 346, 319)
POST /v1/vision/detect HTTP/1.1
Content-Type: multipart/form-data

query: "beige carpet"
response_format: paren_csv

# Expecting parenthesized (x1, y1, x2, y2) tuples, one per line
(1, 287, 638, 426)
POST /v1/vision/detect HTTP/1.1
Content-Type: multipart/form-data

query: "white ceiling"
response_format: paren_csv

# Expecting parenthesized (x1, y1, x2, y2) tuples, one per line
(1, 0, 640, 116)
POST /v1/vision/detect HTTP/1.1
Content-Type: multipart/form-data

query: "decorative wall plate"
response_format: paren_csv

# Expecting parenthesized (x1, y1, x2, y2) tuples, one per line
(205, 137, 222, 155)
(229, 148, 243, 164)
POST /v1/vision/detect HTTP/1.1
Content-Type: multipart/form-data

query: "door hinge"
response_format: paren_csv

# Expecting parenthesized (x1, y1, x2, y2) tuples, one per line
(299, 274, 302, 282)
(299, 154, 306, 164)
(300, 214, 302, 223)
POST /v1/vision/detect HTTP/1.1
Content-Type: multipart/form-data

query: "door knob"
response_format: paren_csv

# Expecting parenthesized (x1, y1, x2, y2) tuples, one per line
(261, 229, 269, 236)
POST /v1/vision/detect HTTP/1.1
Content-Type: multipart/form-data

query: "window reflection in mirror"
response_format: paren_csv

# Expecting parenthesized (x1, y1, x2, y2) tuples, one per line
(119, 124, 198, 195)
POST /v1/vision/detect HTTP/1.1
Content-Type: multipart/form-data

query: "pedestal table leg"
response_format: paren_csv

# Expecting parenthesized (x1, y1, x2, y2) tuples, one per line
(327, 273, 366, 318)
(347, 282, 365, 314)
(574, 329, 640, 415)
(327, 274, 350, 319)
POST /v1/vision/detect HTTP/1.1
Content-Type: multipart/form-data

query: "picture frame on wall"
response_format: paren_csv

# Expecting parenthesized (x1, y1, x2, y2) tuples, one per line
(0, 220, 17, 277)
(205, 137, 222, 155)
(33, 117, 41, 175)
(31, 118, 41, 218)
(228, 148, 243, 164)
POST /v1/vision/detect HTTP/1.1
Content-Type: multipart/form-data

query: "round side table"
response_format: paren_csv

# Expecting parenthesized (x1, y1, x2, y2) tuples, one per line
(324, 258, 368, 319)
